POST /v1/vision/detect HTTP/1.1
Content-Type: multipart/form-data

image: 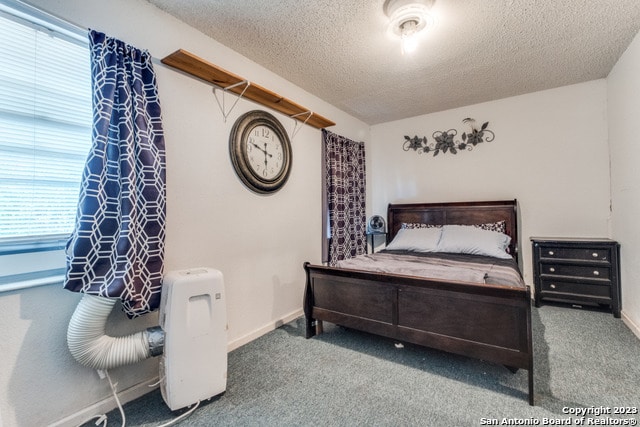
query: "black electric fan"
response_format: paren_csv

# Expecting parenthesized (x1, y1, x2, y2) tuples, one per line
(367, 215, 386, 233)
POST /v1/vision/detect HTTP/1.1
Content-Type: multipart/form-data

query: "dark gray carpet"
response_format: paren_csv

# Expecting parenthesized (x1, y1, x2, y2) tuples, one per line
(95, 305, 640, 426)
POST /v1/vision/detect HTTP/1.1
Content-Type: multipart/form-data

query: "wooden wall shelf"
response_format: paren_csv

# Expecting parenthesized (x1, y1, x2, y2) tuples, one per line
(161, 49, 335, 129)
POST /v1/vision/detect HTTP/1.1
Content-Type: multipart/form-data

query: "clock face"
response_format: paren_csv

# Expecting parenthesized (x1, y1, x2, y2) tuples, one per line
(246, 124, 285, 180)
(229, 111, 292, 194)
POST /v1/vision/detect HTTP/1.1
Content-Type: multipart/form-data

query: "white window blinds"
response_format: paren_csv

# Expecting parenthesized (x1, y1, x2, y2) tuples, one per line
(0, 10, 91, 241)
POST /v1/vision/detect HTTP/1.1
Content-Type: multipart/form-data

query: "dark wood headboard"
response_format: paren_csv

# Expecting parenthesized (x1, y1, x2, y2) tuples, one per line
(387, 200, 519, 261)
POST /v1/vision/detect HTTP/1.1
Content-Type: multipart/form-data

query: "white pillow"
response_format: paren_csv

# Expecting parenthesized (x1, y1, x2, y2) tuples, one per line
(386, 227, 442, 252)
(436, 225, 512, 259)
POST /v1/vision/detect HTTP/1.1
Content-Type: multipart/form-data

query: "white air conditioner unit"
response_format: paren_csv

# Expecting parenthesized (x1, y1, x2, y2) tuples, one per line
(159, 268, 227, 411)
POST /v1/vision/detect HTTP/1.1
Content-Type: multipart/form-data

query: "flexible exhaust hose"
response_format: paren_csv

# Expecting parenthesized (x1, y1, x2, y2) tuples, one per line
(67, 294, 164, 370)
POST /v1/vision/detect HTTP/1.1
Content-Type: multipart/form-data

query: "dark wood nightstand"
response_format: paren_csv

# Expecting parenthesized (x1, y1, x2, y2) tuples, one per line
(531, 237, 621, 317)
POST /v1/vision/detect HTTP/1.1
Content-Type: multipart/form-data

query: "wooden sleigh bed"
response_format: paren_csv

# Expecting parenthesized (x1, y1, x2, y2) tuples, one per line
(303, 200, 534, 405)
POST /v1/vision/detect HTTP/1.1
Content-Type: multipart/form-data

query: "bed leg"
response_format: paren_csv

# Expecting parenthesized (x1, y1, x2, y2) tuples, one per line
(528, 368, 535, 406)
(305, 318, 324, 338)
(305, 316, 316, 339)
(303, 262, 316, 339)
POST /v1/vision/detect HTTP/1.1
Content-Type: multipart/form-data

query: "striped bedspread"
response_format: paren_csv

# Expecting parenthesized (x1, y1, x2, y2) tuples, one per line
(336, 250, 525, 288)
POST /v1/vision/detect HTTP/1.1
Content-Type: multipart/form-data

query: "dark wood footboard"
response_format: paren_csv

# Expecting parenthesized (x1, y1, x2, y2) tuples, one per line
(303, 262, 534, 405)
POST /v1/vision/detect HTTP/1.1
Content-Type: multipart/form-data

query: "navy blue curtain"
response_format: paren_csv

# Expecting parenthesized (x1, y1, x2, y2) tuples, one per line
(64, 31, 166, 318)
(322, 129, 366, 266)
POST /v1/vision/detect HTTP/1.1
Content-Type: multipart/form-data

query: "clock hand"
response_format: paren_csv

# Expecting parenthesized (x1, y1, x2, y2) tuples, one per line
(250, 141, 267, 155)
(263, 143, 269, 174)
(263, 142, 273, 158)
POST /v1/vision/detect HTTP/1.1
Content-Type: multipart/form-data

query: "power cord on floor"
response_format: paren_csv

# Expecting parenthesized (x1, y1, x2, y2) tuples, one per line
(155, 401, 200, 427)
(78, 414, 107, 427)
(77, 369, 200, 427)
(104, 370, 127, 427)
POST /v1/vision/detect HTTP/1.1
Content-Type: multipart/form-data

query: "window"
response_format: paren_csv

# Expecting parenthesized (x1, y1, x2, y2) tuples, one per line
(0, 1, 91, 290)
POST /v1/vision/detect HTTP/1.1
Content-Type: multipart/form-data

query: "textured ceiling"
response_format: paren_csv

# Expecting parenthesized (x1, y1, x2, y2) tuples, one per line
(147, 0, 640, 125)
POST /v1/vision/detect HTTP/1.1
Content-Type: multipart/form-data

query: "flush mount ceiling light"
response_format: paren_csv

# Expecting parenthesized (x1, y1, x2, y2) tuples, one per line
(384, 0, 435, 55)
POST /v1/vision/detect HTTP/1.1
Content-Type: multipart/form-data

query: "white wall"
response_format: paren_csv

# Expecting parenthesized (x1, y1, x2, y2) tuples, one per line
(608, 29, 640, 336)
(0, 1, 368, 426)
(369, 80, 612, 286)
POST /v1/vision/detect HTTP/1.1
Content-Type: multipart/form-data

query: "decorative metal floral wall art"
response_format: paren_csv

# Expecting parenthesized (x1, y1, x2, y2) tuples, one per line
(402, 118, 495, 157)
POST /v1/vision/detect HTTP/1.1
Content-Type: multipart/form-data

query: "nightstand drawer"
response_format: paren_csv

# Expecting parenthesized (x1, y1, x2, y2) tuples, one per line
(540, 278, 611, 300)
(536, 246, 611, 262)
(539, 263, 611, 279)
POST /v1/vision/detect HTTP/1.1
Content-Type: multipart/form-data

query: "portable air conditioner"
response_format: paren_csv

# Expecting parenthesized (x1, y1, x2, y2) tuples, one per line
(159, 268, 227, 411)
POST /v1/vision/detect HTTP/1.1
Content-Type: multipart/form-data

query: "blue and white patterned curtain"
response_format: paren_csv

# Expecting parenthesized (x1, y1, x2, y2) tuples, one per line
(322, 129, 366, 266)
(64, 30, 166, 318)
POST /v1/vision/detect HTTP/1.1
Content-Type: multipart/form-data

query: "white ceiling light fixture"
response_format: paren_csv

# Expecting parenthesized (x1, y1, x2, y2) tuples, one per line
(384, 0, 435, 55)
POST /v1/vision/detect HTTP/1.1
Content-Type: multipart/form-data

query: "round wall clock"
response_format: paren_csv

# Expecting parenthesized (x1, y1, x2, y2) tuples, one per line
(229, 110, 292, 194)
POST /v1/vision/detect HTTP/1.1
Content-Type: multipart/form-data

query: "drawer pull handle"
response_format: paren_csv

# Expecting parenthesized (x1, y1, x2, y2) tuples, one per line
(593, 270, 600, 276)
(550, 284, 556, 289)
(548, 250, 554, 256)
(592, 252, 599, 258)
(549, 267, 556, 272)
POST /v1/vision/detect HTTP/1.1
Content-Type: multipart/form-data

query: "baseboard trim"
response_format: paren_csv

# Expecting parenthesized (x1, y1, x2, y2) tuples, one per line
(621, 310, 640, 340)
(49, 377, 160, 427)
(228, 308, 303, 352)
